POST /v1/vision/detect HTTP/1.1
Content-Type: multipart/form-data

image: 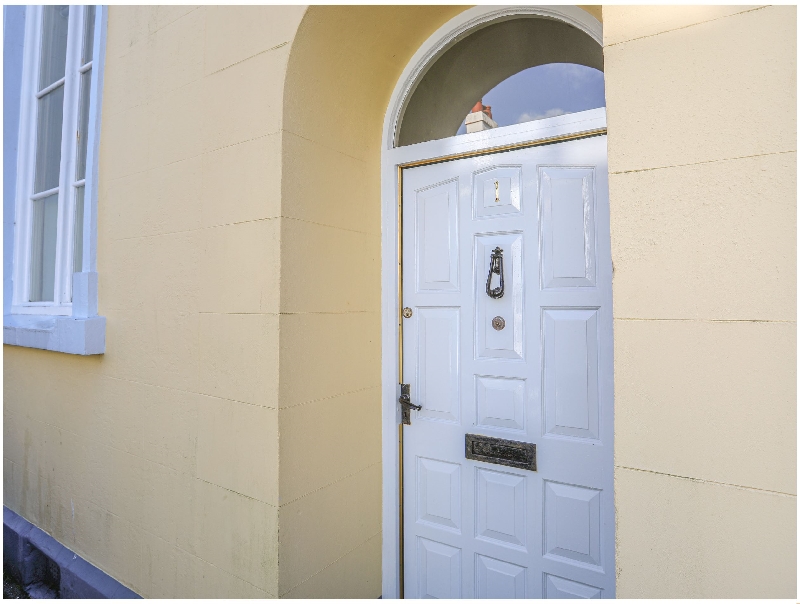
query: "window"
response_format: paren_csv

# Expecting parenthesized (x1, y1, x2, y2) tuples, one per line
(4, 5, 106, 354)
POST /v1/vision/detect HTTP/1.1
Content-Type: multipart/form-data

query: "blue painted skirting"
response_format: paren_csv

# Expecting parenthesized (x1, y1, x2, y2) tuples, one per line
(3, 507, 141, 599)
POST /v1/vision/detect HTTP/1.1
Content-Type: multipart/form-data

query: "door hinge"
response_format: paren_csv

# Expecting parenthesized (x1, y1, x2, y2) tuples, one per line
(399, 383, 421, 425)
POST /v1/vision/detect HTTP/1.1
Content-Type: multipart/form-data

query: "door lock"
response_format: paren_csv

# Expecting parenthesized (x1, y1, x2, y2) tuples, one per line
(399, 383, 421, 425)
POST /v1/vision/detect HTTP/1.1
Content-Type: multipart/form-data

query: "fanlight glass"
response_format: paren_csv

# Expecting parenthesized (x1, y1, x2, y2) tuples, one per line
(456, 63, 605, 135)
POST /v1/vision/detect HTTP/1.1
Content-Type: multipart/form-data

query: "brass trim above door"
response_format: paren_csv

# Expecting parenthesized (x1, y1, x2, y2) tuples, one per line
(395, 126, 607, 598)
(399, 127, 607, 170)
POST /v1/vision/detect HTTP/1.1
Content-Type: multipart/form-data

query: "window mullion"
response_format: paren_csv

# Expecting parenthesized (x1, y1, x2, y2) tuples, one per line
(55, 5, 84, 305)
(81, 6, 103, 275)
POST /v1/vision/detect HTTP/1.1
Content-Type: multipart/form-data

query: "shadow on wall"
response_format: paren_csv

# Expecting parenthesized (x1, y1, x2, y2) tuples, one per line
(277, 5, 468, 598)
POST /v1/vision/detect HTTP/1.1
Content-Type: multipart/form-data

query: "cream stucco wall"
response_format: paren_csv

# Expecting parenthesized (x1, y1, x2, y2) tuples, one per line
(3, 4, 796, 600)
(5, 6, 306, 597)
(604, 5, 797, 597)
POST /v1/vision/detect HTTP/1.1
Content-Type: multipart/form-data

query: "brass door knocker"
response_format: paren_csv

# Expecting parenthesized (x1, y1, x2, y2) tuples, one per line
(486, 247, 504, 299)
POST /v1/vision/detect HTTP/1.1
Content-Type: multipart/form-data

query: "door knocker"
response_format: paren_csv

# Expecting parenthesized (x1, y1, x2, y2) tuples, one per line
(485, 247, 504, 299)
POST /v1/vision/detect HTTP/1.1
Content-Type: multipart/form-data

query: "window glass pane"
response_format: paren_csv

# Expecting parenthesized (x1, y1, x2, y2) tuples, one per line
(456, 64, 606, 135)
(39, 5, 69, 90)
(81, 5, 95, 65)
(34, 85, 65, 193)
(72, 186, 85, 278)
(30, 193, 59, 302)
(75, 68, 92, 181)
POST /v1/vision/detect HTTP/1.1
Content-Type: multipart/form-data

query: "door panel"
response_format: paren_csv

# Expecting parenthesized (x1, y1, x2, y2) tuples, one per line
(475, 375, 526, 433)
(539, 167, 597, 289)
(543, 480, 602, 567)
(542, 308, 600, 441)
(474, 232, 524, 361)
(472, 166, 523, 219)
(417, 457, 462, 532)
(416, 307, 460, 424)
(415, 179, 460, 292)
(475, 467, 527, 549)
(402, 135, 613, 599)
(417, 537, 462, 598)
(476, 555, 527, 598)
(544, 574, 603, 599)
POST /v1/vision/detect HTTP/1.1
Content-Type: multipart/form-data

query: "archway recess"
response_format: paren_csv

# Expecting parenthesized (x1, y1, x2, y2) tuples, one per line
(279, 6, 603, 598)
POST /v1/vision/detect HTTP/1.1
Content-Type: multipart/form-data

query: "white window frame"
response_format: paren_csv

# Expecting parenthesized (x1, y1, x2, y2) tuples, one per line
(4, 4, 106, 354)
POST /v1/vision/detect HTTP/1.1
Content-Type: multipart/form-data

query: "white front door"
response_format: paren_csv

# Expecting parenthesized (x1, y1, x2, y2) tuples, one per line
(401, 133, 614, 598)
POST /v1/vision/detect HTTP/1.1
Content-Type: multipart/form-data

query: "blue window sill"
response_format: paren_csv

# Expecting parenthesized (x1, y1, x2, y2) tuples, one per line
(3, 313, 105, 355)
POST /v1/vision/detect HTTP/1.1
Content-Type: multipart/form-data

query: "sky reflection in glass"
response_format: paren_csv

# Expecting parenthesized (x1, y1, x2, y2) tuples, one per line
(457, 63, 606, 135)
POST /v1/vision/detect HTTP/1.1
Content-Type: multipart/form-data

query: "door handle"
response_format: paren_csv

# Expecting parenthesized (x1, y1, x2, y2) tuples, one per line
(399, 393, 421, 410)
(486, 247, 504, 299)
(399, 383, 421, 425)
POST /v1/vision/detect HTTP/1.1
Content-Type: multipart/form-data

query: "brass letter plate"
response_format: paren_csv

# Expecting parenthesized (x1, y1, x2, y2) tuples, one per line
(465, 434, 536, 471)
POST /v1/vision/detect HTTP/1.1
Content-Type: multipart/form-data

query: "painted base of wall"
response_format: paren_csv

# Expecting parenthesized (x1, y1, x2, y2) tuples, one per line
(3, 507, 140, 599)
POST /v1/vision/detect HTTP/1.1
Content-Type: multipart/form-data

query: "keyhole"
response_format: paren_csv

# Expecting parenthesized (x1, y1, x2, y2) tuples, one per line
(494, 181, 499, 202)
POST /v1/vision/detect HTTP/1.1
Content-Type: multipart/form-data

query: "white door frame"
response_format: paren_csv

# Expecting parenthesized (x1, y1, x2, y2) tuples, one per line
(379, 7, 605, 598)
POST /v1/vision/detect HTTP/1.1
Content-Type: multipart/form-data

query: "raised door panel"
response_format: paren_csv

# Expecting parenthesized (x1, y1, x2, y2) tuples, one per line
(417, 457, 461, 533)
(540, 167, 596, 289)
(544, 574, 602, 599)
(472, 166, 523, 219)
(475, 233, 524, 360)
(416, 307, 460, 423)
(416, 179, 459, 292)
(542, 308, 599, 440)
(417, 538, 462, 598)
(543, 481, 601, 568)
(475, 375, 525, 433)
(476, 555, 526, 598)
(476, 467, 526, 550)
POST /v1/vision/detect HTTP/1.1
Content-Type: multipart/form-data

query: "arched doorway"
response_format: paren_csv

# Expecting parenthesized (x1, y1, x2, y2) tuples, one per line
(381, 6, 614, 598)
(280, 5, 610, 598)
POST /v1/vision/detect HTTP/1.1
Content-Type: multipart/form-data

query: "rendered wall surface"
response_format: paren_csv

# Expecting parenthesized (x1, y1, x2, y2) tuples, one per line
(4, 6, 305, 597)
(603, 5, 797, 597)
